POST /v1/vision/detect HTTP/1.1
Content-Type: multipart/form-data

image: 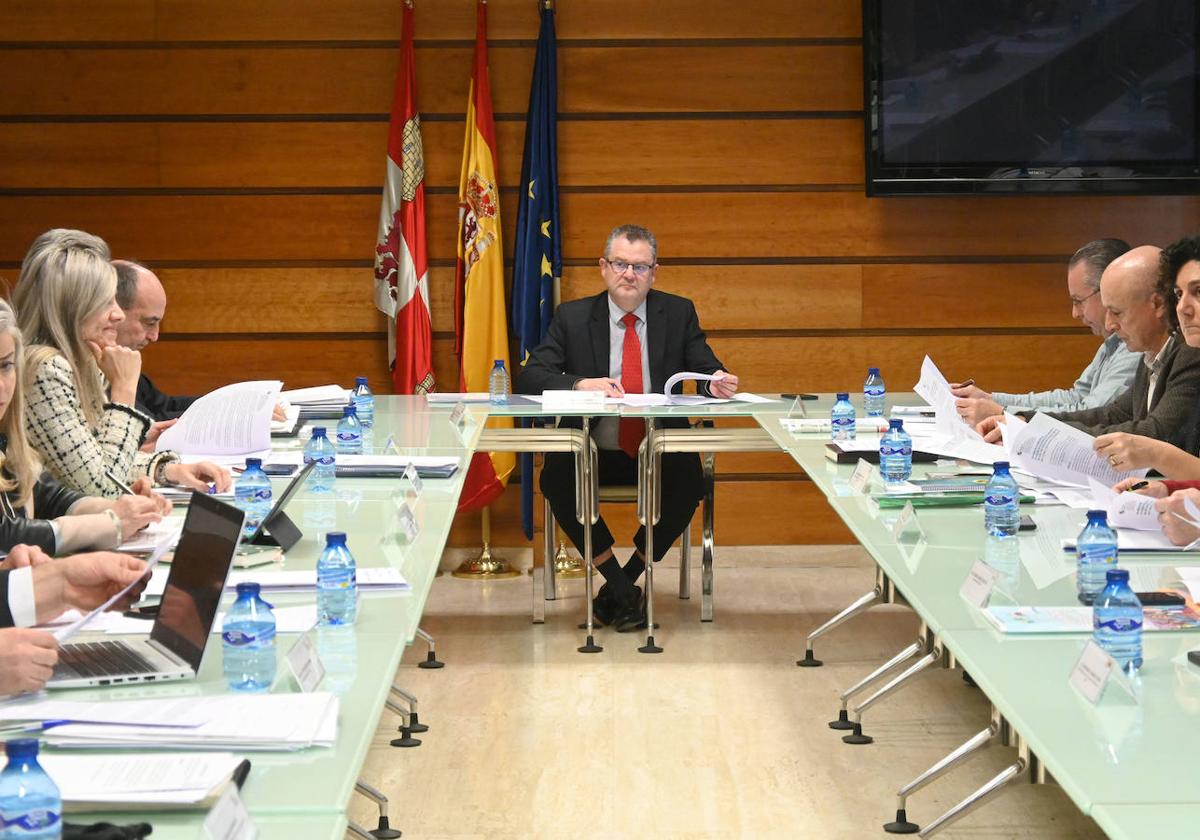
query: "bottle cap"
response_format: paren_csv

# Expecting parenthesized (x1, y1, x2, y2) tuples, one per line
(888, 418, 904, 430)
(494, 359, 505, 367)
(1086, 509, 1109, 523)
(836, 392, 849, 401)
(4, 739, 37, 758)
(343, 405, 358, 417)
(325, 531, 347, 547)
(868, 367, 880, 375)
(235, 582, 261, 597)
(355, 376, 368, 385)
(1105, 568, 1129, 584)
(993, 460, 1010, 471)
(245, 457, 262, 469)
(311, 427, 326, 439)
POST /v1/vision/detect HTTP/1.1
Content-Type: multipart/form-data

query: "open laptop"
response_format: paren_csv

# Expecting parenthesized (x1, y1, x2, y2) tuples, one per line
(48, 492, 245, 689)
(242, 459, 315, 551)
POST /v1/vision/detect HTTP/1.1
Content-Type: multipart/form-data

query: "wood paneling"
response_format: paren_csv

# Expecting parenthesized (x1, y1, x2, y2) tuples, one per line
(0, 119, 862, 189)
(0, 45, 861, 117)
(0, 0, 862, 42)
(3, 192, 1196, 264)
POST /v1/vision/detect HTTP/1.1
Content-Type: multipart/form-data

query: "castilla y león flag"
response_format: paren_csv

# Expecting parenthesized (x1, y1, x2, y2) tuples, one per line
(454, 0, 515, 512)
(374, 0, 434, 395)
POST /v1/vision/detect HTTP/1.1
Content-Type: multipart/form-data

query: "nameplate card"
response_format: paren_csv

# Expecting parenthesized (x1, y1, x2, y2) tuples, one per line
(786, 396, 808, 419)
(394, 499, 420, 544)
(403, 463, 424, 499)
(285, 634, 326, 694)
(1069, 639, 1138, 706)
(960, 559, 1001, 608)
(891, 501, 921, 540)
(449, 402, 467, 428)
(542, 389, 606, 412)
(849, 459, 875, 494)
(203, 783, 257, 840)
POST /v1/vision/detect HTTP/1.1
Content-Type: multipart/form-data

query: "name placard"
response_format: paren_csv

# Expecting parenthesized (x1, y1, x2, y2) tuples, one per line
(403, 463, 424, 499)
(449, 402, 467, 428)
(891, 501, 921, 540)
(285, 634, 326, 694)
(849, 459, 875, 494)
(959, 559, 1001, 608)
(203, 784, 257, 840)
(395, 499, 420, 544)
(1070, 639, 1138, 705)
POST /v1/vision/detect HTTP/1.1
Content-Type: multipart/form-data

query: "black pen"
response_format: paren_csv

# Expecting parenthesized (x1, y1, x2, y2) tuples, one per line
(958, 378, 975, 388)
(1128, 480, 1150, 491)
(231, 758, 252, 790)
(104, 467, 135, 495)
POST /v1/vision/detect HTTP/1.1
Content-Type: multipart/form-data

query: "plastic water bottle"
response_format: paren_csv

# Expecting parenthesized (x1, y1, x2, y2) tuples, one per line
(317, 531, 358, 626)
(864, 367, 886, 417)
(352, 376, 375, 427)
(221, 582, 277, 692)
(489, 359, 510, 406)
(304, 427, 336, 493)
(335, 405, 363, 455)
(1076, 510, 1118, 604)
(1093, 568, 1143, 674)
(983, 461, 1020, 537)
(234, 458, 272, 539)
(879, 418, 912, 483)
(830, 392, 856, 441)
(0, 740, 60, 840)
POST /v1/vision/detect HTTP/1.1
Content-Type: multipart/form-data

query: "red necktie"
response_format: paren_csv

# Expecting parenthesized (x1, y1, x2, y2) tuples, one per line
(618, 312, 644, 458)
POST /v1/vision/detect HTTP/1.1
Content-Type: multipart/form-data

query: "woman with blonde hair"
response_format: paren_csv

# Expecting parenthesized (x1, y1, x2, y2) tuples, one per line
(12, 228, 229, 497)
(0, 297, 168, 553)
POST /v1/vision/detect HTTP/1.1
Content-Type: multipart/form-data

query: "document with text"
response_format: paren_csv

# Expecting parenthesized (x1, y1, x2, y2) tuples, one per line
(157, 380, 281, 456)
(1009, 412, 1146, 489)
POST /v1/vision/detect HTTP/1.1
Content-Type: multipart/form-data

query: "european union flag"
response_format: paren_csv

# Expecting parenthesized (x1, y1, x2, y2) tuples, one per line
(511, 1, 561, 539)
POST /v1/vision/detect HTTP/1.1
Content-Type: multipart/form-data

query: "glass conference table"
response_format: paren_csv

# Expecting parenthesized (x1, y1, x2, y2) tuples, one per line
(67, 400, 477, 839)
(753, 395, 1200, 839)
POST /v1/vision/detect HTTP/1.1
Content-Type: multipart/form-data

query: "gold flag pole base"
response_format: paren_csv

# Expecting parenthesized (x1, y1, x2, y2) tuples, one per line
(451, 507, 521, 579)
(552, 541, 592, 579)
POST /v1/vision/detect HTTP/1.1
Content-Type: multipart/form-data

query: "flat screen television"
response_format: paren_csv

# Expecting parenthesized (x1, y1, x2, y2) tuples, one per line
(863, 0, 1199, 195)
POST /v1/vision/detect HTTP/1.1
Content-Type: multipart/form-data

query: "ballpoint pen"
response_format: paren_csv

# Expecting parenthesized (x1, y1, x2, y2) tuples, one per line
(0, 719, 71, 736)
(104, 468, 135, 495)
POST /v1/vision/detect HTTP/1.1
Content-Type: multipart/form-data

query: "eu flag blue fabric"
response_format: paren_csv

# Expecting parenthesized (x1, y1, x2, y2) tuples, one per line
(512, 3, 561, 539)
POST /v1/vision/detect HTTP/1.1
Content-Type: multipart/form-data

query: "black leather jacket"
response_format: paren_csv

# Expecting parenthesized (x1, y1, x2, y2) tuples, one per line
(0, 435, 86, 553)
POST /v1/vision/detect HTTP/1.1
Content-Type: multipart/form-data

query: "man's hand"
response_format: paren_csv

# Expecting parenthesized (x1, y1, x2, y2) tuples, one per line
(140, 418, 178, 453)
(1113, 478, 1167, 497)
(163, 461, 233, 493)
(950, 383, 991, 400)
(110, 494, 164, 539)
(976, 414, 1006, 443)
(272, 403, 288, 422)
(32, 551, 149, 623)
(955, 397, 1003, 426)
(0, 545, 54, 571)
(1156, 489, 1200, 546)
(709, 371, 738, 399)
(131, 476, 173, 516)
(1093, 432, 1166, 473)
(575, 378, 625, 397)
(0, 629, 58, 695)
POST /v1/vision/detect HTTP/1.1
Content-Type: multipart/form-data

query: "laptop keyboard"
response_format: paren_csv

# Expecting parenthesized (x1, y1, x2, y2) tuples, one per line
(55, 640, 158, 680)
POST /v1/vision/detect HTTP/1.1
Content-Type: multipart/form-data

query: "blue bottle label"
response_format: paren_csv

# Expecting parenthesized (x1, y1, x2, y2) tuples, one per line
(865, 387, 885, 396)
(1096, 617, 1143, 633)
(222, 627, 275, 645)
(880, 444, 911, 456)
(337, 431, 360, 442)
(984, 493, 1014, 506)
(1, 810, 61, 831)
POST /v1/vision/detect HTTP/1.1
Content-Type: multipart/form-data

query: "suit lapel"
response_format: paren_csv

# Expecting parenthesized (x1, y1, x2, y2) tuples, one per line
(647, 291, 667, 391)
(588, 293, 610, 377)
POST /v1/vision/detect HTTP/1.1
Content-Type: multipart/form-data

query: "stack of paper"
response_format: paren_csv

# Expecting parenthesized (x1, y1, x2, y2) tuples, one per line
(40, 753, 243, 808)
(116, 520, 182, 554)
(280, 385, 350, 407)
(39, 693, 338, 751)
(142, 566, 409, 598)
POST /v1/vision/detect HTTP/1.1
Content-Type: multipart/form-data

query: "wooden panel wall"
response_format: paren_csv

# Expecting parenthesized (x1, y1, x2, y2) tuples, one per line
(2, 0, 1195, 547)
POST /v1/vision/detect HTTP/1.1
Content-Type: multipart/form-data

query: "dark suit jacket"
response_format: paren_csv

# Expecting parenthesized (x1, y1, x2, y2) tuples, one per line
(516, 289, 724, 429)
(136, 374, 196, 421)
(1042, 336, 1200, 440)
(0, 571, 15, 628)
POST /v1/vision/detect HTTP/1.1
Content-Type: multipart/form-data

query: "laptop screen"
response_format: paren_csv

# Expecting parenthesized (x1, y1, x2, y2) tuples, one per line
(151, 493, 245, 671)
(246, 458, 315, 541)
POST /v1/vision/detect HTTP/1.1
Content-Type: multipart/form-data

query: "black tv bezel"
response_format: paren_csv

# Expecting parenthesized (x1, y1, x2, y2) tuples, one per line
(862, 0, 1200, 197)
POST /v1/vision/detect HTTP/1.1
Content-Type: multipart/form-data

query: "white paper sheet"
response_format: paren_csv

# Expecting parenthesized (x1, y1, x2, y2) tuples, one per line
(279, 384, 348, 405)
(1087, 477, 1161, 531)
(41, 752, 242, 804)
(54, 540, 170, 642)
(157, 380, 281, 456)
(1009, 412, 1147, 489)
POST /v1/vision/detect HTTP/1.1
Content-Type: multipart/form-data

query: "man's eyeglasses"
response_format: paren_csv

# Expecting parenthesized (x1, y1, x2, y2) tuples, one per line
(1069, 288, 1100, 307)
(603, 258, 655, 277)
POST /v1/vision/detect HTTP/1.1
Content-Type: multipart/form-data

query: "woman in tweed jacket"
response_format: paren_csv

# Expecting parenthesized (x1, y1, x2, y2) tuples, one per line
(11, 229, 230, 498)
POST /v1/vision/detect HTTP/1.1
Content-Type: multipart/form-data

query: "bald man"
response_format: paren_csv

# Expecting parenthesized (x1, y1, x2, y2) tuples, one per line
(113, 260, 197, 420)
(979, 245, 1200, 443)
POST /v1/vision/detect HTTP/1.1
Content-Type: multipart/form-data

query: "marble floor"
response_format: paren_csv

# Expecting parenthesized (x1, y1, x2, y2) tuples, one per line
(348, 546, 1108, 840)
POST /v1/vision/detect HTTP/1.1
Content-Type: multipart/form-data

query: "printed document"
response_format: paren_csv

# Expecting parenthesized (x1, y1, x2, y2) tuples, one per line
(157, 380, 281, 456)
(1009, 412, 1146, 488)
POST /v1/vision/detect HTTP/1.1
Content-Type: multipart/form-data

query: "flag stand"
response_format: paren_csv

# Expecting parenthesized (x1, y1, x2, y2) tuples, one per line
(553, 530, 591, 579)
(452, 507, 521, 579)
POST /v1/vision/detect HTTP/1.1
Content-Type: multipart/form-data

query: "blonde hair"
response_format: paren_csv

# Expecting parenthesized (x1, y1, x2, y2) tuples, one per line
(12, 229, 117, 428)
(0, 299, 40, 511)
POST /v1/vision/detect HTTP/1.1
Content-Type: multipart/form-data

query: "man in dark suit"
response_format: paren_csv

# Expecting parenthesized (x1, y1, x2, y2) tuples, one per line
(517, 224, 739, 631)
(113, 260, 197, 421)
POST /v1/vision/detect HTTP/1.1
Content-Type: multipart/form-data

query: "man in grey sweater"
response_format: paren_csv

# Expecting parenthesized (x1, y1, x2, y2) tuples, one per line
(952, 238, 1139, 425)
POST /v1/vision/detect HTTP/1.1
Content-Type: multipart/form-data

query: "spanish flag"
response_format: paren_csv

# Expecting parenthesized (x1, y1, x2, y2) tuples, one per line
(454, 0, 515, 512)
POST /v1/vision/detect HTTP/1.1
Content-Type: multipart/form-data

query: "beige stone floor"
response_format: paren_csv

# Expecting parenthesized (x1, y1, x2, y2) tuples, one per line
(348, 546, 1109, 840)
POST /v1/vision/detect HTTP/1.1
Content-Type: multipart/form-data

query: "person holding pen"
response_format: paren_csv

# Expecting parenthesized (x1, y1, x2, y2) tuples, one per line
(11, 229, 231, 498)
(0, 298, 168, 554)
